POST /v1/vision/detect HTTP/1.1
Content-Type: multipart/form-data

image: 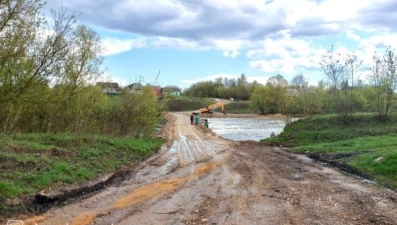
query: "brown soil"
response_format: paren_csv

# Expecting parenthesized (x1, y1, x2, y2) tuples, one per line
(6, 112, 397, 225)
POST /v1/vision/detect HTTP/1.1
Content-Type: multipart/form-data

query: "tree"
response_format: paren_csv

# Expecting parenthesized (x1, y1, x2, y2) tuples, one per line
(267, 74, 288, 87)
(237, 73, 248, 87)
(250, 83, 296, 124)
(320, 46, 359, 124)
(344, 52, 362, 113)
(0, 1, 78, 132)
(250, 86, 270, 114)
(291, 74, 314, 116)
(368, 47, 397, 118)
(277, 88, 295, 125)
(48, 24, 104, 133)
(223, 77, 236, 88)
(184, 81, 223, 98)
(117, 86, 162, 136)
(0, 1, 164, 136)
(320, 46, 346, 91)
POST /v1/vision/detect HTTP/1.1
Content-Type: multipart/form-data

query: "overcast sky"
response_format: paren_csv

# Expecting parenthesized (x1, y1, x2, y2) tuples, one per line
(45, 0, 397, 89)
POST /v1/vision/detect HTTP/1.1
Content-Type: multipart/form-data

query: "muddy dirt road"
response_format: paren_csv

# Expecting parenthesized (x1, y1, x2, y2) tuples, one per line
(22, 112, 397, 225)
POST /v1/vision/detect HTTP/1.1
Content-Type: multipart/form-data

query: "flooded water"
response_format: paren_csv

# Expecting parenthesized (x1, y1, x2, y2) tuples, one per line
(207, 118, 287, 142)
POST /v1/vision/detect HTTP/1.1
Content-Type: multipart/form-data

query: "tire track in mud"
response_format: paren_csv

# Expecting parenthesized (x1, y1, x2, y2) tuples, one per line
(177, 134, 226, 166)
(179, 143, 397, 225)
(26, 162, 224, 225)
(21, 113, 231, 225)
(60, 162, 222, 225)
(14, 112, 397, 225)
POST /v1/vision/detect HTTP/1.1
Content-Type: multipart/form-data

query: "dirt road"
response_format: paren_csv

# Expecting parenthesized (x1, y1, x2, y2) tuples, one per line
(21, 112, 397, 225)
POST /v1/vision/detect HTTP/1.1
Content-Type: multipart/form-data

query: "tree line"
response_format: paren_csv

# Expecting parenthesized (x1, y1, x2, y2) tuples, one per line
(183, 74, 259, 100)
(184, 46, 397, 125)
(0, 0, 163, 136)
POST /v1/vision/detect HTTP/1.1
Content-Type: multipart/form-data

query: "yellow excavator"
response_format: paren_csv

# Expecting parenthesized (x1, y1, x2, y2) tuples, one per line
(199, 101, 226, 115)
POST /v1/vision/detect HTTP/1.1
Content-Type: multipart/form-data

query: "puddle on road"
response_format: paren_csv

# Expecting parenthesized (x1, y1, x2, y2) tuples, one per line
(207, 118, 289, 141)
(168, 141, 178, 154)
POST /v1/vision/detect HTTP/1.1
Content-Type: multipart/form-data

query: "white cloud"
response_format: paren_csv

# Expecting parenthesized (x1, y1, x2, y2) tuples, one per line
(351, 32, 397, 72)
(45, 0, 397, 86)
(47, 0, 396, 41)
(247, 33, 327, 77)
(247, 33, 316, 58)
(101, 37, 147, 56)
(151, 37, 202, 49)
(250, 60, 278, 73)
(359, 33, 397, 49)
(223, 50, 239, 57)
(213, 39, 243, 57)
(347, 30, 361, 41)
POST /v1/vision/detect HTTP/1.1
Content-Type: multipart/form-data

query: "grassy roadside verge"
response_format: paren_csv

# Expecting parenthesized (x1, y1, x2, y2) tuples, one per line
(261, 114, 397, 190)
(0, 133, 164, 212)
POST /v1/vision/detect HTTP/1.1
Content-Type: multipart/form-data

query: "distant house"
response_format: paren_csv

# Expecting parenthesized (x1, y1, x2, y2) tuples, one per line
(152, 86, 162, 96)
(161, 86, 181, 96)
(127, 83, 143, 94)
(96, 82, 121, 94)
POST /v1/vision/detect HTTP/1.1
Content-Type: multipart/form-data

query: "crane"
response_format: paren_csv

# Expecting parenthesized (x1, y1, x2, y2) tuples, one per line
(153, 70, 160, 86)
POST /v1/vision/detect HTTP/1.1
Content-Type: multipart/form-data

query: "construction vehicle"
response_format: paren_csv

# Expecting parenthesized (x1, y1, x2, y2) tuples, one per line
(199, 101, 226, 116)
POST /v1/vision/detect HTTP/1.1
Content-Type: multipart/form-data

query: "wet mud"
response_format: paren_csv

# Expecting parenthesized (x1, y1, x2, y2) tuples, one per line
(3, 112, 397, 225)
(0, 168, 132, 222)
(308, 152, 372, 182)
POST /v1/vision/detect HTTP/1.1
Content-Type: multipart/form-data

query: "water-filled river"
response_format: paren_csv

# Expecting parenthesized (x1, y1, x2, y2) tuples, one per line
(207, 118, 287, 142)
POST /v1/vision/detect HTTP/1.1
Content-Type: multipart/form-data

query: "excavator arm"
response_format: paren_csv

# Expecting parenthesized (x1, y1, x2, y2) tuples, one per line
(199, 101, 226, 115)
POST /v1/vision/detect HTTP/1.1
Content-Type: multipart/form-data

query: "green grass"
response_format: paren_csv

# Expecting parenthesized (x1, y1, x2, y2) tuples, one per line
(261, 113, 397, 190)
(0, 133, 164, 201)
(0, 182, 21, 198)
(292, 135, 397, 154)
(266, 114, 397, 147)
(165, 96, 213, 111)
(349, 150, 397, 187)
(222, 101, 255, 114)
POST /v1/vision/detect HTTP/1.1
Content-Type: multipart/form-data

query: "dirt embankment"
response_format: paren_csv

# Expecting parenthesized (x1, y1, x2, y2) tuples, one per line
(4, 112, 397, 225)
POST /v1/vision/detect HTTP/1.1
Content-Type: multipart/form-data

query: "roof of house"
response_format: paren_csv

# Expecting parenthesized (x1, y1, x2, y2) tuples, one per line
(127, 83, 143, 89)
(96, 82, 120, 89)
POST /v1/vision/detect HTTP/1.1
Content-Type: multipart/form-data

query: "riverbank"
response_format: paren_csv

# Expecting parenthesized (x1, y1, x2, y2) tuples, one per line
(261, 114, 397, 191)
